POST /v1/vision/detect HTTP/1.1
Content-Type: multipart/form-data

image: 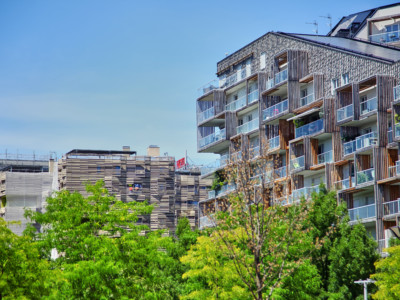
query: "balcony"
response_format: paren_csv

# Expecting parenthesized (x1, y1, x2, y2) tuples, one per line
(268, 136, 280, 150)
(300, 93, 315, 107)
(290, 156, 305, 171)
(335, 177, 355, 191)
(199, 129, 226, 148)
(348, 204, 376, 222)
(199, 215, 215, 229)
(275, 165, 287, 179)
(226, 95, 246, 111)
(237, 118, 259, 134)
(360, 97, 377, 115)
(355, 132, 377, 151)
(207, 184, 236, 199)
(263, 99, 289, 121)
(266, 78, 274, 90)
(369, 30, 400, 44)
(317, 150, 333, 165)
(249, 146, 260, 159)
(289, 186, 320, 204)
(295, 119, 323, 139)
(337, 104, 353, 122)
(221, 66, 252, 89)
(343, 140, 356, 156)
(357, 168, 375, 185)
(200, 154, 229, 176)
(198, 107, 215, 124)
(248, 89, 259, 104)
(394, 85, 400, 102)
(198, 79, 219, 97)
(395, 123, 400, 138)
(383, 199, 400, 216)
(388, 160, 400, 178)
(275, 69, 288, 86)
(231, 151, 242, 162)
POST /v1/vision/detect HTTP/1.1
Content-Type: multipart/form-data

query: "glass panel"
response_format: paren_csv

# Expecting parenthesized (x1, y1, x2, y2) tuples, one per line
(237, 118, 259, 134)
(199, 129, 226, 148)
(198, 107, 215, 123)
(356, 168, 375, 184)
(360, 97, 377, 115)
(248, 89, 259, 104)
(226, 95, 246, 111)
(348, 204, 376, 221)
(355, 132, 377, 150)
(198, 79, 219, 97)
(383, 199, 400, 216)
(317, 151, 333, 164)
(295, 119, 324, 138)
(290, 156, 305, 170)
(275, 69, 288, 85)
(300, 93, 315, 107)
(263, 99, 289, 121)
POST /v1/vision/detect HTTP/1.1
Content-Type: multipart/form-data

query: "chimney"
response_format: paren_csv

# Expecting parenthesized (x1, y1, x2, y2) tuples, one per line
(122, 146, 131, 152)
(147, 145, 160, 157)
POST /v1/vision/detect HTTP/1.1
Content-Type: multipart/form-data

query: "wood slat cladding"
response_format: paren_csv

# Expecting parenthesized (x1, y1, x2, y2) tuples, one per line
(310, 139, 319, 166)
(287, 50, 308, 81)
(352, 83, 361, 121)
(258, 72, 268, 94)
(332, 132, 343, 162)
(291, 175, 304, 190)
(279, 119, 294, 150)
(225, 112, 236, 138)
(324, 98, 338, 133)
(388, 149, 398, 167)
(375, 184, 385, 241)
(377, 75, 396, 112)
(288, 81, 299, 112)
(304, 137, 312, 170)
(374, 147, 388, 181)
(325, 163, 335, 190)
(314, 74, 324, 101)
(214, 90, 226, 115)
(377, 111, 389, 146)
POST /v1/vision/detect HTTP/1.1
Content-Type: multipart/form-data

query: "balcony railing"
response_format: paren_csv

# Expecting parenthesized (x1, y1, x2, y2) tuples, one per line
(357, 168, 375, 185)
(295, 119, 323, 139)
(343, 140, 356, 156)
(388, 160, 400, 178)
(231, 151, 242, 162)
(198, 107, 215, 123)
(356, 132, 377, 150)
(199, 129, 226, 148)
(383, 199, 400, 216)
(349, 204, 376, 221)
(263, 99, 289, 121)
(199, 215, 215, 229)
(200, 154, 229, 175)
(266, 78, 274, 90)
(226, 95, 246, 111)
(268, 136, 280, 150)
(290, 156, 305, 171)
(369, 30, 400, 44)
(237, 118, 259, 134)
(275, 69, 288, 85)
(198, 79, 219, 97)
(360, 97, 377, 115)
(317, 150, 333, 165)
(275, 165, 287, 179)
(335, 177, 355, 190)
(300, 93, 315, 107)
(388, 130, 393, 143)
(248, 89, 259, 104)
(289, 186, 320, 204)
(337, 104, 353, 122)
(395, 123, 400, 138)
(249, 146, 260, 159)
(221, 65, 252, 89)
(394, 85, 400, 102)
(208, 184, 236, 199)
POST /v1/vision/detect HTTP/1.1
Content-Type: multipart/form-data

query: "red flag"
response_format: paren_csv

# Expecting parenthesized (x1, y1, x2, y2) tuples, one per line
(176, 158, 185, 169)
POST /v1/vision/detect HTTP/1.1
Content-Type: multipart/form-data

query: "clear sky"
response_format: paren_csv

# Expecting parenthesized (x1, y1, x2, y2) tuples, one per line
(0, 0, 396, 164)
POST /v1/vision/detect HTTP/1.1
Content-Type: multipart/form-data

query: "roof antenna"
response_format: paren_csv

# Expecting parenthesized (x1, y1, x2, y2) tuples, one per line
(320, 14, 332, 30)
(306, 20, 318, 34)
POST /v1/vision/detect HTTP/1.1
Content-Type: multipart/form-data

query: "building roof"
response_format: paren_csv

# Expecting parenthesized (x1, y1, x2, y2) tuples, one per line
(280, 32, 400, 63)
(66, 149, 137, 156)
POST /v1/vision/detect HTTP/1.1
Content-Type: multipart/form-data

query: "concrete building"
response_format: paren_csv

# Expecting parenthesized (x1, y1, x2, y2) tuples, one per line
(196, 4, 400, 249)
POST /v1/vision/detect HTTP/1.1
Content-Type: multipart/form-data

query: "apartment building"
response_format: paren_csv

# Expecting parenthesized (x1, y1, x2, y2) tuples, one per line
(196, 4, 400, 248)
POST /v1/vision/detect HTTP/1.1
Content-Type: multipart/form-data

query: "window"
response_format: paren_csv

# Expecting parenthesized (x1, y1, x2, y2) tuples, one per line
(301, 88, 308, 98)
(318, 144, 324, 154)
(114, 166, 121, 175)
(238, 119, 244, 126)
(97, 166, 101, 173)
(341, 73, 349, 86)
(247, 114, 253, 122)
(331, 78, 340, 95)
(260, 52, 266, 70)
(386, 24, 399, 41)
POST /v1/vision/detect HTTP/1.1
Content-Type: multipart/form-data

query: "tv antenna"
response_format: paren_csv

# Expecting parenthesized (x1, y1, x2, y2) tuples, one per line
(320, 14, 332, 30)
(306, 20, 318, 34)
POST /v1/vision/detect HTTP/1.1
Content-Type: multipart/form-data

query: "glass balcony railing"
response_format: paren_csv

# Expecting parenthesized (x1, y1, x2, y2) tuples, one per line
(231, 151, 242, 162)
(237, 118, 259, 134)
(383, 199, 400, 216)
(317, 150, 333, 165)
(356, 132, 377, 150)
(394, 85, 400, 102)
(208, 184, 236, 199)
(248, 89, 259, 104)
(226, 95, 246, 111)
(263, 99, 289, 121)
(249, 146, 260, 159)
(200, 154, 229, 175)
(199, 215, 215, 229)
(221, 66, 252, 89)
(388, 130, 393, 143)
(369, 30, 400, 44)
(397, 160, 400, 175)
(337, 104, 353, 122)
(198, 107, 215, 123)
(266, 78, 274, 90)
(357, 168, 375, 185)
(349, 204, 376, 221)
(360, 97, 377, 115)
(395, 123, 400, 138)
(295, 119, 323, 139)
(389, 165, 397, 178)
(300, 93, 315, 107)
(199, 129, 226, 148)
(198, 79, 219, 97)
(343, 140, 356, 156)
(275, 69, 288, 85)
(290, 156, 305, 171)
(275, 166, 287, 179)
(289, 186, 320, 204)
(335, 177, 355, 190)
(268, 136, 280, 150)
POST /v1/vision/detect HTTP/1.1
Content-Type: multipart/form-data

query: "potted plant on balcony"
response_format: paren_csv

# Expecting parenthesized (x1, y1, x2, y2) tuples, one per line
(293, 119, 305, 128)
(357, 172, 368, 184)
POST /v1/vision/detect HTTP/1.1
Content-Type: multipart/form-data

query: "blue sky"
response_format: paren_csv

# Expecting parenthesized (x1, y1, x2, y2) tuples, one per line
(0, 0, 396, 164)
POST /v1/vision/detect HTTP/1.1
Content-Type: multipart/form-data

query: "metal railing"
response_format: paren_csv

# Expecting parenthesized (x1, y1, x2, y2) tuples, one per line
(290, 156, 305, 171)
(394, 85, 400, 102)
(199, 129, 226, 148)
(317, 150, 333, 165)
(289, 186, 320, 204)
(295, 119, 323, 139)
(369, 30, 400, 44)
(337, 104, 354, 122)
(357, 168, 375, 185)
(198, 107, 215, 123)
(275, 166, 287, 179)
(275, 69, 288, 85)
(268, 136, 280, 150)
(300, 93, 315, 107)
(248, 89, 259, 104)
(383, 199, 400, 216)
(348, 204, 376, 221)
(335, 177, 355, 190)
(226, 95, 246, 111)
(360, 97, 377, 115)
(263, 99, 288, 121)
(197, 79, 219, 97)
(356, 132, 377, 150)
(237, 118, 259, 134)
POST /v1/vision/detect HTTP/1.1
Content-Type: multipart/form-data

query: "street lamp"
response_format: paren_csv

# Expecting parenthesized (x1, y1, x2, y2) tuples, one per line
(354, 279, 375, 300)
